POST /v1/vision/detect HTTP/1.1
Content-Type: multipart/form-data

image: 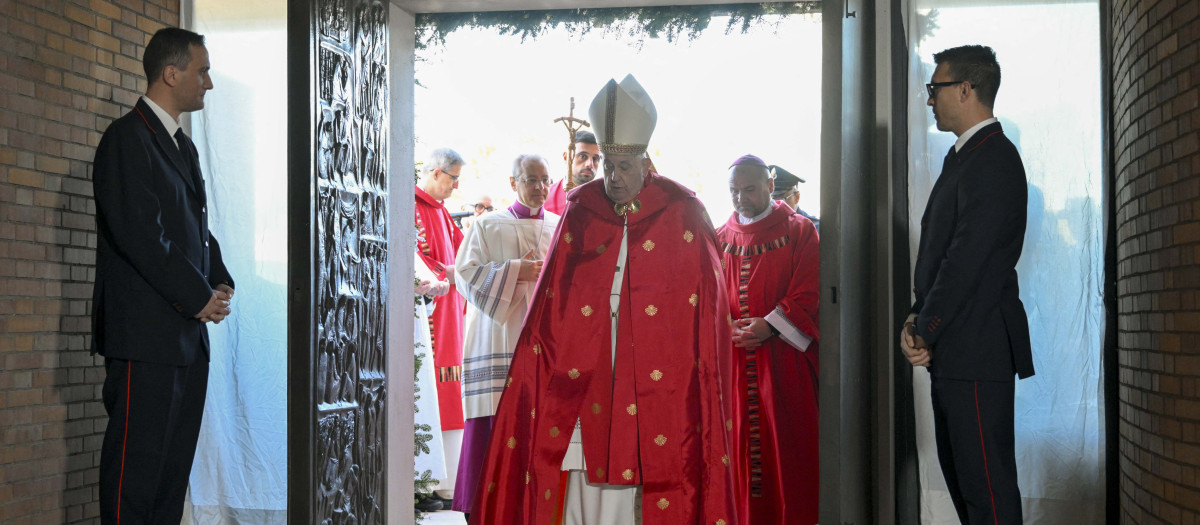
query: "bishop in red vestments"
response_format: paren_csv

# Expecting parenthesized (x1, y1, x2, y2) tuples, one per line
(416, 148, 467, 431)
(470, 76, 739, 525)
(717, 155, 820, 524)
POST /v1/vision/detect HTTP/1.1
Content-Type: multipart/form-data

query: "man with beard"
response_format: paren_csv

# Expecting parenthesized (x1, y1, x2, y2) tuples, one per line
(545, 130, 600, 215)
(450, 154, 560, 518)
(717, 155, 820, 524)
(469, 75, 738, 525)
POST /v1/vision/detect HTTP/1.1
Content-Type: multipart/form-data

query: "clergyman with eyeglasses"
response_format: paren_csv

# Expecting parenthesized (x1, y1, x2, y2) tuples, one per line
(459, 195, 493, 231)
(450, 154, 560, 519)
(901, 44, 1035, 525)
(415, 147, 469, 438)
(472, 196, 494, 216)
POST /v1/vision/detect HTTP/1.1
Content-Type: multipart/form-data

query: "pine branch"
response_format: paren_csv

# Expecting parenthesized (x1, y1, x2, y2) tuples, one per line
(415, 2, 822, 50)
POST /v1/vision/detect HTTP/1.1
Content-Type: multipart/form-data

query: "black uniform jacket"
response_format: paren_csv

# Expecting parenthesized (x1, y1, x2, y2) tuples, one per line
(90, 98, 234, 366)
(912, 121, 1034, 381)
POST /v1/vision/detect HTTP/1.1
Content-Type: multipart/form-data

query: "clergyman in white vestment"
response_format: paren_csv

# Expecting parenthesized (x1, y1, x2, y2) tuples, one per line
(450, 154, 560, 515)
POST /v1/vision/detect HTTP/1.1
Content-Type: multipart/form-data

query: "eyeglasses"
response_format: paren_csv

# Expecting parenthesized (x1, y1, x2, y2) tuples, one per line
(926, 80, 967, 98)
(474, 203, 493, 212)
(516, 177, 552, 186)
(773, 189, 799, 201)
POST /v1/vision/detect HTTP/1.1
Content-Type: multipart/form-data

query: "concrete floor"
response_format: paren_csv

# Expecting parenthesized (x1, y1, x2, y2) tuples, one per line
(421, 509, 467, 524)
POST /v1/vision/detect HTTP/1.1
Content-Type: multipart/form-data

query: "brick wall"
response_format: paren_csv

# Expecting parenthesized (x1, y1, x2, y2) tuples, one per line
(0, 1, 179, 523)
(1111, 0, 1200, 523)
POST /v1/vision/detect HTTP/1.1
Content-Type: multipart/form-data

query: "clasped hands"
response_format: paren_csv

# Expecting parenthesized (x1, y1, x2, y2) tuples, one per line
(416, 278, 450, 297)
(732, 317, 774, 349)
(195, 284, 234, 324)
(899, 313, 932, 367)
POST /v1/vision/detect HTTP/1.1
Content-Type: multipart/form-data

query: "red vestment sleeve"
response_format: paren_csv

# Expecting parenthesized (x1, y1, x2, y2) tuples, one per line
(775, 215, 820, 342)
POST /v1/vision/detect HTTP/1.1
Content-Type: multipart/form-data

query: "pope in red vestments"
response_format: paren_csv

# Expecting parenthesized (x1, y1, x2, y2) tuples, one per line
(717, 155, 820, 524)
(470, 75, 738, 525)
(469, 173, 738, 525)
(416, 149, 467, 431)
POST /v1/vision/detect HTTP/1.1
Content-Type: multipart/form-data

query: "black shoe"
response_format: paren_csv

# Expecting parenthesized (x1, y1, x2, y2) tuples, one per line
(415, 494, 443, 512)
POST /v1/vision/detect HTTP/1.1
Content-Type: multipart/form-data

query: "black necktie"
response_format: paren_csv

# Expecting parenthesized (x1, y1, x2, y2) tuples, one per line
(174, 129, 204, 192)
(942, 145, 957, 171)
(926, 145, 958, 209)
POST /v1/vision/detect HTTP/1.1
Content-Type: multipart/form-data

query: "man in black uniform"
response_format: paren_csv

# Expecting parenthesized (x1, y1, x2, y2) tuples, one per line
(768, 164, 819, 232)
(91, 27, 234, 524)
(901, 44, 1034, 525)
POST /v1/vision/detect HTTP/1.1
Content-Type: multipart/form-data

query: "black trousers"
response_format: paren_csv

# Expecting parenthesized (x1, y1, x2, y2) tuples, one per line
(100, 357, 209, 525)
(930, 376, 1022, 525)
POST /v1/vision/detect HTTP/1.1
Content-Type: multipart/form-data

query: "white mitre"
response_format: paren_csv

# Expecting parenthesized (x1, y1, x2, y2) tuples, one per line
(587, 74, 657, 156)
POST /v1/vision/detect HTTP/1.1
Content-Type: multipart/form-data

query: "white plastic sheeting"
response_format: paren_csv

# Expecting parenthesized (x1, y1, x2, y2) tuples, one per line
(187, 2, 289, 522)
(906, 2, 1105, 522)
(415, 298, 449, 480)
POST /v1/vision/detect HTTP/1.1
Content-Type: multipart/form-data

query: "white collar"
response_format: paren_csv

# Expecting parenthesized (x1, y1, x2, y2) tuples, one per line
(514, 199, 543, 217)
(141, 95, 182, 145)
(737, 202, 775, 225)
(954, 117, 998, 152)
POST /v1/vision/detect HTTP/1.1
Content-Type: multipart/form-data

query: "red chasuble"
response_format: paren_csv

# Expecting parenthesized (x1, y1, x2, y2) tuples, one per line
(470, 173, 739, 525)
(415, 186, 466, 431)
(716, 201, 820, 525)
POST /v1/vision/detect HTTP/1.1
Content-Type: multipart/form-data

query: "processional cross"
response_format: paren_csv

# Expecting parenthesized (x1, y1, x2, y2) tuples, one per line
(553, 97, 591, 192)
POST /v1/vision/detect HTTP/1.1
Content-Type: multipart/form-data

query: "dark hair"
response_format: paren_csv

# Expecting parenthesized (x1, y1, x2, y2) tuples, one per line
(933, 45, 1001, 109)
(143, 27, 206, 85)
(574, 130, 597, 145)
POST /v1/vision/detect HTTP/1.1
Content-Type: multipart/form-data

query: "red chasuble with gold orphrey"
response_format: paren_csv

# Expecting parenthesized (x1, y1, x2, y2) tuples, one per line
(469, 174, 740, 525)
(717, 201, 820, 524)
(415, 186, 466, 430)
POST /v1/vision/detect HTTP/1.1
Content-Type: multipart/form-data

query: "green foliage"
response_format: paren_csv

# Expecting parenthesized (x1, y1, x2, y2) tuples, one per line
(414, 468, 437, 522)
(415, 421, 433, 456)
(416, 2, 821, 50)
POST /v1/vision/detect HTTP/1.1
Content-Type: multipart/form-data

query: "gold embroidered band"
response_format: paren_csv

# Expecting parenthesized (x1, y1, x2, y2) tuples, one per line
(599, 142, 648, 156)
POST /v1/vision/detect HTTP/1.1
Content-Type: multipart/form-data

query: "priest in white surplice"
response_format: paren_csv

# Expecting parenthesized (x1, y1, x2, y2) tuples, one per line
(450, 154, 560, 517)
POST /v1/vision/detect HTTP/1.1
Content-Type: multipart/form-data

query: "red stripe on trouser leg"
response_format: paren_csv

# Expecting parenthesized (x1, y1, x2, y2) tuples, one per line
(117, 361, 131, 525)
(974, 381, 999, 525)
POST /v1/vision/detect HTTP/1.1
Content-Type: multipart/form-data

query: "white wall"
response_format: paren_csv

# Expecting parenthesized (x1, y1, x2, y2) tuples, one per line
(387, 4, 419, 524)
